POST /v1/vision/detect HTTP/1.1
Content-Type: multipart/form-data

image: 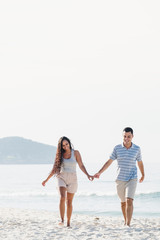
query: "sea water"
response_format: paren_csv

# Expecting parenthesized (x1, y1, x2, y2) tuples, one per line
(0, 162, 160, 217)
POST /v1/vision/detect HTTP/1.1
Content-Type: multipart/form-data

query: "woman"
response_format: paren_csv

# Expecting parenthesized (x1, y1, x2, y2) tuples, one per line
(42, 136, 93, 227)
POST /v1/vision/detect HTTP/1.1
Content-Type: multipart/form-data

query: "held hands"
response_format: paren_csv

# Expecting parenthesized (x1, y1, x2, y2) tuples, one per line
(94, 172, 101, 179)
(87, 172, 101, 181)
(87, 175, 94, 181)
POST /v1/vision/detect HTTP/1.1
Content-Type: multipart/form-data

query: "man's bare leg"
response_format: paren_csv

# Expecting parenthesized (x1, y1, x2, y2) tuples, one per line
(126, 198, 133, 226)
(59, 187, 66, 225)
(121, 202, 126, 225)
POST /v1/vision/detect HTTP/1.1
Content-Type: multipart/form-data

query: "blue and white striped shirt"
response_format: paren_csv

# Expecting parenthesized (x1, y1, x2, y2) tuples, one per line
(110, 143, 142, 181)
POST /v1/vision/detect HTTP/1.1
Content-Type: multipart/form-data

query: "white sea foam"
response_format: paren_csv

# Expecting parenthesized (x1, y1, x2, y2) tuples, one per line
(1, 190, 159, 198)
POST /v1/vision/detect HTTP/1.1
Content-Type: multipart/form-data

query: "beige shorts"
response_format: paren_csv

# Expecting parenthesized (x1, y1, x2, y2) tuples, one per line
(56, 172, 78, 193)
(116, 179, 137, 202)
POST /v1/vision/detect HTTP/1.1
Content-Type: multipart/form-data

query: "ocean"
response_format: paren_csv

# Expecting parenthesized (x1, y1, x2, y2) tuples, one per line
(0, 162, 160, 217)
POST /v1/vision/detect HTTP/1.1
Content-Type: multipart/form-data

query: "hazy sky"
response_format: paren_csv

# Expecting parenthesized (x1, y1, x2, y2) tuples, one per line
(0, 0, 160, 165)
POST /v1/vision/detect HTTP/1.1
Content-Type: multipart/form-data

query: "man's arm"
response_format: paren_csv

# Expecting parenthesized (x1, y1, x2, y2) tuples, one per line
(94, 159, 113, 178)
(137, 160, 145, 183)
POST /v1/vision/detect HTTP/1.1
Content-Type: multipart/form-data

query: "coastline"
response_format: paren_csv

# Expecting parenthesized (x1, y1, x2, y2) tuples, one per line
(1, 208, 160, 240)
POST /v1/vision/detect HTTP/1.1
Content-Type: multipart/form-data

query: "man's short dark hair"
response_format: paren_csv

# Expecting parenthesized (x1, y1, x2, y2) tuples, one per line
(123, 127, 133, 135)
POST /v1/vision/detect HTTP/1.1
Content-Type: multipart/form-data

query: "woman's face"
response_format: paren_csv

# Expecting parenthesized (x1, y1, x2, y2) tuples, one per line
(62, 140, 70, 151)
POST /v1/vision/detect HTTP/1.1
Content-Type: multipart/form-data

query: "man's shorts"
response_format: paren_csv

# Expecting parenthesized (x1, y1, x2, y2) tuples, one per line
(56, 172, 78, 194)
(116, 178, 137, 202)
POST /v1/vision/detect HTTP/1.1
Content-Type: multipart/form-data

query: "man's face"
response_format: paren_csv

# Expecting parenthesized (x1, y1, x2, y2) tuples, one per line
(123, 131, 133, 146)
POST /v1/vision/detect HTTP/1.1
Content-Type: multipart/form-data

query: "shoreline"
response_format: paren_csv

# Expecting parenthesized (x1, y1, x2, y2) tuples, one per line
(1, 208, 160, 240)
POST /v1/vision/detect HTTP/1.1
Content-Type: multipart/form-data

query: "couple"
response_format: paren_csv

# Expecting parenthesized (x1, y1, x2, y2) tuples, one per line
(42, 127, 145, 227)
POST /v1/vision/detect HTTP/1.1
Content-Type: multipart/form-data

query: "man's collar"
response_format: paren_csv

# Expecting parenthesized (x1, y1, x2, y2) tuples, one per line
(122, 143, 134, 148)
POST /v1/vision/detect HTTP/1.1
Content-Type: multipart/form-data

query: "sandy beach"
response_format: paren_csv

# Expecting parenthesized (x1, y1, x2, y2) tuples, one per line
(0, 208, 160, 240)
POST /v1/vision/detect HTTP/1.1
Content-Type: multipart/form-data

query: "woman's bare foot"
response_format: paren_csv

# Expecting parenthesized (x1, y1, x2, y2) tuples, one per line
(58, 221, 64, 226)
(67, 221, 70, 227)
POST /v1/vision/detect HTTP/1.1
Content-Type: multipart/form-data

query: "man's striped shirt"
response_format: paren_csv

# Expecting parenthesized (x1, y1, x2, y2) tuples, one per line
(109, 143, 142, 181)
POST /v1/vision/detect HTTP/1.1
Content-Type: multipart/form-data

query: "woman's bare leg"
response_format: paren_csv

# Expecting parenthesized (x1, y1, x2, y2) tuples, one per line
(59, 187, 66, 224)
(66, 192, 75, 227)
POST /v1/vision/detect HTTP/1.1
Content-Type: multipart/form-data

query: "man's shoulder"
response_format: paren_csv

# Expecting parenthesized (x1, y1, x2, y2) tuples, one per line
(132, 143, 141, 150)
(114, 144, 123, 149)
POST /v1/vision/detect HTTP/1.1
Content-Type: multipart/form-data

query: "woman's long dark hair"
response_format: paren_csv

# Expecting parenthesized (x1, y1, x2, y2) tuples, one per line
(51, 136, 72, 174)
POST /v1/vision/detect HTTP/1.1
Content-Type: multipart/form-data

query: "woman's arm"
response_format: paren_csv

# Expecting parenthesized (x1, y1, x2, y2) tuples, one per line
(42, 170, 55, 186)
(75, 150, 93, 181)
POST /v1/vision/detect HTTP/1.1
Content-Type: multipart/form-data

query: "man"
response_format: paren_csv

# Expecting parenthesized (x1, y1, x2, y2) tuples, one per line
(94, 127, 145, 227)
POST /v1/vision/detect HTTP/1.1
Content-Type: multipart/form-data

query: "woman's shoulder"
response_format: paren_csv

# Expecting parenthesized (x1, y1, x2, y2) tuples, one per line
(74, 149, 79, 154)
(74, 150, 80, 156)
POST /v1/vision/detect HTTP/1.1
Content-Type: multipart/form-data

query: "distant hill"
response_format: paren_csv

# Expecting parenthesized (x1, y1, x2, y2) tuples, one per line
(0, 137, 56, 164)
